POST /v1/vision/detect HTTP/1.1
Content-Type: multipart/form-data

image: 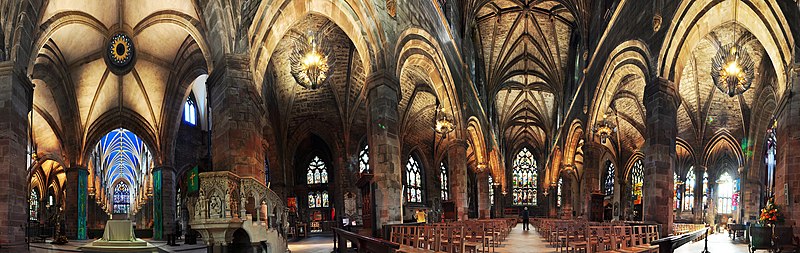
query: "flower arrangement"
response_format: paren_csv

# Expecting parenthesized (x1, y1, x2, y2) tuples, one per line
(759, 197, 783, 225)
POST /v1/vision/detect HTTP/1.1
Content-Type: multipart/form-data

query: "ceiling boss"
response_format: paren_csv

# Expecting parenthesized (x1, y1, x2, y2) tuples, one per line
(105, 33, 136, 75)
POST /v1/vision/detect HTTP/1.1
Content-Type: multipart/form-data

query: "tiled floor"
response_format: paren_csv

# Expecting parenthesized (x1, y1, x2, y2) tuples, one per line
(288, 235, 335, 253)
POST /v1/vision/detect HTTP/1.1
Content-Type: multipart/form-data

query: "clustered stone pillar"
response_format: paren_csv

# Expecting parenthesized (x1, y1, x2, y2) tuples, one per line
(477, 172, 490, 219)
(366, 72, 403, 232)
(64, 167, 88, 240)
(0, 62, 33, 251)
(561, 175, 573, 219)
(153, 166, 176, 241)
(207, 54, 265, 181)
(643, 77, 678, 236)
(448, 140, 469, 220)
(776, 64, 800, 234)
(582, 142, 602, 219)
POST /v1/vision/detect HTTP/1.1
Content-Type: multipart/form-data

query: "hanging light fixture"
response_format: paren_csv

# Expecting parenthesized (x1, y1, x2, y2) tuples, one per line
(593, 109, 617, 144)
(710, 0, 755, 97)
(290, 31, 334, 90)
(434, 103, 455, 135)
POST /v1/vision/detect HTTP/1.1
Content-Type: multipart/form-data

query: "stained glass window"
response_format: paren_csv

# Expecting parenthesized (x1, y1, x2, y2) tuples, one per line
(703, 171, 709, 209)
(512, 147, 537, 206)
(113, 183, 130, 214)
(265, 156, 270, 186)
(359, 145, 369, 173)
(557, 177, 563, 208)
(630, 159, 643, 205)
(306, 156, 328, 184)
(29, 189, 39, 220)
(184, 96, 197, 125)
(604, 160, 615, 197)
(766, 120, 777, 195)
(307, 191, 330, 208)
(405, 155, 424, 203)
(684, 167, 695, 211)
(440, 162, 450, 201)
(489, 175, 495, 206)
(717, 172, 734, 214)
(674, 172, 681, 210)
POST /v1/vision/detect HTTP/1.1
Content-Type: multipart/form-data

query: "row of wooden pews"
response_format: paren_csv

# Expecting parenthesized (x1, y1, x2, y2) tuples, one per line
(532, 218, 661, 253)
(389, 218, 517, 253)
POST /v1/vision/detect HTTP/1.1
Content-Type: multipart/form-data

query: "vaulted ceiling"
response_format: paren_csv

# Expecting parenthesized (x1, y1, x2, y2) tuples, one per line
(30, 0, 207, 165)
(474, 0, 576, 153)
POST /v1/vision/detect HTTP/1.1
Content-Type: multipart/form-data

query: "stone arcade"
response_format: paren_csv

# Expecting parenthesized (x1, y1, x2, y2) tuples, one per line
(1, 0, 800, 253)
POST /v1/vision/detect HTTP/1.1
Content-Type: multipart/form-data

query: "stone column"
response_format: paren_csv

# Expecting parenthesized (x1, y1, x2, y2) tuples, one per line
(153, 166, 176, 240)
(447, 140, 469, 221)
(64, 167, 88, 240)
(776, 64, 800, 235)
(643, 77, 678, 236)
(693, 166, 705, 223)
(477, 172, 490, 219)
(207, 55, 264, 181)
(0, 62, 33, 250)
(582, 142, 603, 219)
(366, 72, 402, 232)
(561, 174, 573, 219)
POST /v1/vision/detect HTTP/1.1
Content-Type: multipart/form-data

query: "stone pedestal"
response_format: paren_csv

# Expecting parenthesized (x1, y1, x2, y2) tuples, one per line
(448, 140, 469, 220)
(366, 72, 403, 231)
(0, 62, 33, 250)
(643, 77, 679, 236)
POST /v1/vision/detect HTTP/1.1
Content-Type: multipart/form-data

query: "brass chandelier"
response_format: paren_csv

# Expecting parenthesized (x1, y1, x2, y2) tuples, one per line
(434, 105, 455, 135)
(593, 109, 617, 144)
(710, 0, 755, 97)
(290, 32, 334, 90)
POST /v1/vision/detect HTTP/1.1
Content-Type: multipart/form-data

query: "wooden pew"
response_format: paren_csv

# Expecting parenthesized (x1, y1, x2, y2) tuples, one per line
(334, 227, 402, 253)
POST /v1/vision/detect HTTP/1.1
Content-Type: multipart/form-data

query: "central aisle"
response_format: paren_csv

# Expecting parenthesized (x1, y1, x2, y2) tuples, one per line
(497, 224, 557, 253)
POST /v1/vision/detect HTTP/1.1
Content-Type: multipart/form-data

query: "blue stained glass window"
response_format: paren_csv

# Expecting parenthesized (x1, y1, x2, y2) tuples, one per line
(512, 147, 537, 206)
(113, 183, 130, 214)
(184, 96, 197, 125)
(440, 162, 450, 201)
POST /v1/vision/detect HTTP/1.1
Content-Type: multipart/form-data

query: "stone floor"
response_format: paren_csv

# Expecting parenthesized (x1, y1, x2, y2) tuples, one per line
(29, 239, 208, 252)
(674, 232, 750, 253)
(288, 234, 335, 253)
(494, 224, 556, 253)
(27, 227, 749, 253)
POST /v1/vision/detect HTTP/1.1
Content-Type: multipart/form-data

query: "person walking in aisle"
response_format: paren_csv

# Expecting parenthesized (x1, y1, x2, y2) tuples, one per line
(521, 207, 530, 231)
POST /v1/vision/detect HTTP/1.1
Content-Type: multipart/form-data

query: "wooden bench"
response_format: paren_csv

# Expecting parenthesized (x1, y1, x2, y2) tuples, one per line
(334, 227, 401, 253)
